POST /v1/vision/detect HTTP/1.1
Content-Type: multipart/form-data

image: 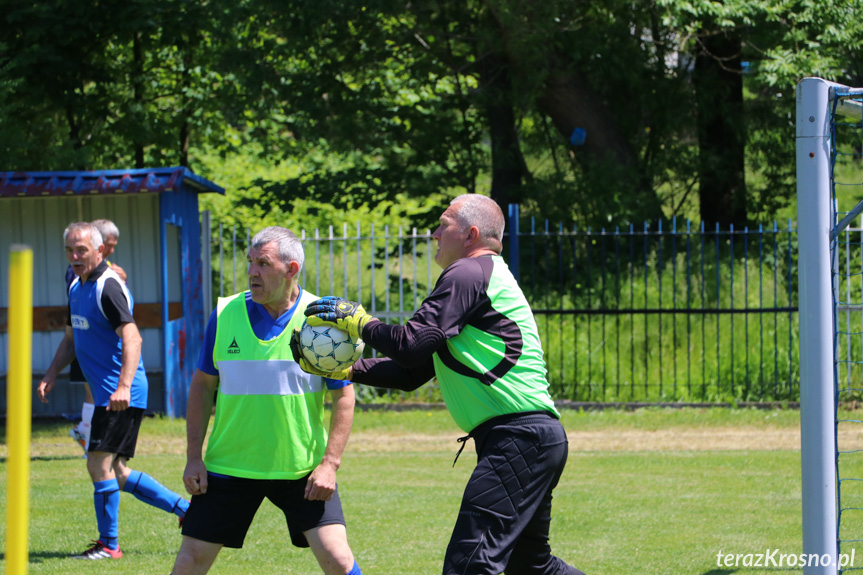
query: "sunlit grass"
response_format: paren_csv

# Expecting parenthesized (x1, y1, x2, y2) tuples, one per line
(3, 408, 861, 574)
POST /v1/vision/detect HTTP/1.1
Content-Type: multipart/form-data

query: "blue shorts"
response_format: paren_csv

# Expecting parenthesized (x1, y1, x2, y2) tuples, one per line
(181, 473, 347, 548)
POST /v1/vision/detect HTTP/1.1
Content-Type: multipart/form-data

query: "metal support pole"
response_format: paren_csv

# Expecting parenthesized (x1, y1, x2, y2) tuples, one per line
(796, 76, 839, 575)
(508, 203, 520, 282)
(6, 245, 33, 575)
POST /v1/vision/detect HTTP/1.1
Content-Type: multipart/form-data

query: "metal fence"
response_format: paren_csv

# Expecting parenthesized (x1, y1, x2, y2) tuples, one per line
(206, 211, 800, 403)
(505, 214, 797, 402)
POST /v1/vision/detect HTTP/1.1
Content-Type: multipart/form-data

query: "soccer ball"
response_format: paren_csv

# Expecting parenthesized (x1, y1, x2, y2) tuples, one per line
(298, 321, 365, 373)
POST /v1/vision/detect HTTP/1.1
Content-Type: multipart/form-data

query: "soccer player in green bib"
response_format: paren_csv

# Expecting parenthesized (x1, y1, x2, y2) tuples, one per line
(171, 227, 362, 575)
(297, 195, 584, 575)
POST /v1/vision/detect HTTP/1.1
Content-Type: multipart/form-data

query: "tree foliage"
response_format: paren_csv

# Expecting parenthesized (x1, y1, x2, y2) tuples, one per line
(2, 0, 862, 228)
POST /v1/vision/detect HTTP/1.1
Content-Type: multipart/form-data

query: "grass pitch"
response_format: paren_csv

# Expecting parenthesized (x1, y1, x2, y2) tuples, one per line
(1, 406, 859, 574)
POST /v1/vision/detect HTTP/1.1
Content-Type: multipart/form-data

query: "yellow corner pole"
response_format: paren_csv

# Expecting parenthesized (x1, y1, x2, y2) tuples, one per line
(6, 245, 33, 575)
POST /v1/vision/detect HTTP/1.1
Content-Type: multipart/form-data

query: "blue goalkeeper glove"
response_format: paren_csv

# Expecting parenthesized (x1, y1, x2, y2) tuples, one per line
(304, 296, 376, 340)
(289, 327, 352, 380)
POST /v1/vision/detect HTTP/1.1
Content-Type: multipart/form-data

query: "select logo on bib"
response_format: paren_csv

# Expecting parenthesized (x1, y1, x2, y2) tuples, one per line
(70, 315, 90, 330)
(227, 337, 241, 354)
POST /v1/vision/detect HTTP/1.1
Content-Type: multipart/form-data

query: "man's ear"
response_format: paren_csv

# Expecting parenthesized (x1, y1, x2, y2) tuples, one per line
(464, 225, 480, 246)
(287, 260, 301, 278)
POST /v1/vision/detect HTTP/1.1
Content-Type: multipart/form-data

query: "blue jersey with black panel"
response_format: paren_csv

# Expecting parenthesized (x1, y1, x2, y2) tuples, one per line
(68, 261, 148, 408)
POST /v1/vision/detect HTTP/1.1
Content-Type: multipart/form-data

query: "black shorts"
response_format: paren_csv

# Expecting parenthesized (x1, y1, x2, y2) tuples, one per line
(182, 473, 347, 549)
(88, 406, 144, 458)
(69, 359, 86, 384)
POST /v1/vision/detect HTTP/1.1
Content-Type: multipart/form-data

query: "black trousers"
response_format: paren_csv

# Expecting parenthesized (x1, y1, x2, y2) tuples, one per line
(443, 412, 584, 575)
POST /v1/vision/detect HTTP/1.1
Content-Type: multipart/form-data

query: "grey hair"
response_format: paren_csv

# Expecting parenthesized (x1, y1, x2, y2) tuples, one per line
(91, 219, 120, 241)
(64, 222, 103, 249)
(250, 226, 305, 271)
(450, 194, 505, 250)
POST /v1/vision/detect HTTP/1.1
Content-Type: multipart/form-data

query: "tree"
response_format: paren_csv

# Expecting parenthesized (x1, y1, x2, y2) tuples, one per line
(0, 0, 248, 170)
(4, 0, 863, 229)
(694, 28, 746, 225)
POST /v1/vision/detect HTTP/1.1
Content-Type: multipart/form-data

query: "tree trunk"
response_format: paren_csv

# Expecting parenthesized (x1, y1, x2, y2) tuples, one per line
(65, 104, 87, 171)
(538, 72, 635, 170)
(133, 32, 145, 169)
(478, 51, 529, 208)
(694, 29, 747, 226)
(179, 44, 192, 167)
(537, 72, 663, 220)
(482, 2, 662, 220)
(179, 121, 190, 167)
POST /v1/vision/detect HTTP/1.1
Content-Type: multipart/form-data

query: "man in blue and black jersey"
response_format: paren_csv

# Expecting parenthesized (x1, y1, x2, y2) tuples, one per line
(39, 221, 189, 560)
(66, 218, 128, 455)
(297, 194, 585, 575)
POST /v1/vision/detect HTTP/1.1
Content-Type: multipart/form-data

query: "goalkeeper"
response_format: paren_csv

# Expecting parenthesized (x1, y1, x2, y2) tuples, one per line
(296, 194, 585, 575)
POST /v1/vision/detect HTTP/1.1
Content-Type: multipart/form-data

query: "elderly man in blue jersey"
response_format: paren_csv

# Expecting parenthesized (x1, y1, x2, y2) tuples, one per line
(296, 194, 585, 575)
(66, 218, 128, 455)
(170, 226, 362, 575)
(38, 221, 189, 560)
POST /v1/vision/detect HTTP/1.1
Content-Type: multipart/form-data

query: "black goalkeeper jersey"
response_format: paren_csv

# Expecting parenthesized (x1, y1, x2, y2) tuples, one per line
(353, 254, 558, 432)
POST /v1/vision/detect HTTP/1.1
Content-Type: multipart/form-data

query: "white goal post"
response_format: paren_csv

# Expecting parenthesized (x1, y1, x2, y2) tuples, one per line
(797, 77, 863, 575)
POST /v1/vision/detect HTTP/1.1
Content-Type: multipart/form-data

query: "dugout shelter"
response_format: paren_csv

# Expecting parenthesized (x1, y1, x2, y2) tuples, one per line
(0, 167, 224, 418)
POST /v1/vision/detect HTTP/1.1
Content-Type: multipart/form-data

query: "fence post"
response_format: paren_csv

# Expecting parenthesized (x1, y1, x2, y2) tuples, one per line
(508, 204, 520, 282)
(201, 210, 212, 317)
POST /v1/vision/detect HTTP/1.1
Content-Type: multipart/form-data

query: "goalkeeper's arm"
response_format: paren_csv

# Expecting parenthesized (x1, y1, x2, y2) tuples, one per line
(304, 296, 448, 368)
(348, 320, 442, 390)
(360, 319, 447, 369)
(351, 355, 435, 392)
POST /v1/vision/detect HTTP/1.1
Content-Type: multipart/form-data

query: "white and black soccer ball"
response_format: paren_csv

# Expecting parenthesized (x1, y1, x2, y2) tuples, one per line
(298, 320, 365, 373)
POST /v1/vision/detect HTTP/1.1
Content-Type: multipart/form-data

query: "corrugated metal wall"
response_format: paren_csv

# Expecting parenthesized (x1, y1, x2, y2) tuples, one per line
(0, 194, 163, 375)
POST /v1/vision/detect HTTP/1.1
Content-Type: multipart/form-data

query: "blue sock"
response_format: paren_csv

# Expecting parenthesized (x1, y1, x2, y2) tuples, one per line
(347, 561, 362, 575)
(122, 470, 190, 517)
(93, 479, 120, 550)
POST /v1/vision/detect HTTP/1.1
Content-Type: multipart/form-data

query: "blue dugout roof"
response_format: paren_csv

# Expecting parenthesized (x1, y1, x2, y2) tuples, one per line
(0, 167, 224, 198)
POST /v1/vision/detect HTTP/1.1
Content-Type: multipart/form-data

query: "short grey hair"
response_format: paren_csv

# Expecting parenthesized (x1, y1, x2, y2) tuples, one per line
(450, 194, 505, 251)
(250, 226, 305, 271)
(91, 219, 120, 241)
(64, 222, 103, 249)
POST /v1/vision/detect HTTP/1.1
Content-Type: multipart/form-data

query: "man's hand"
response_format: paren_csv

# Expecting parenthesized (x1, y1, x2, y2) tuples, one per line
(304, 297, 376, 340)
(38, 327, 75, 404)
(107, 387, 130, 411)
(184, 459, 208, 495)
(304, 460, 338, 501)
(289, 328, 352, 380)
(37, 377, 56, 403)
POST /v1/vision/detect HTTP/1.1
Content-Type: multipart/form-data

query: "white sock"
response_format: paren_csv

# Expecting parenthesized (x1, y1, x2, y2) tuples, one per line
(79, 402, 95, 452)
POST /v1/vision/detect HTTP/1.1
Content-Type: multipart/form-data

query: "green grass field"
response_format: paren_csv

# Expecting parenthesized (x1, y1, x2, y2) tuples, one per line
(2, 407, 861, 574)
